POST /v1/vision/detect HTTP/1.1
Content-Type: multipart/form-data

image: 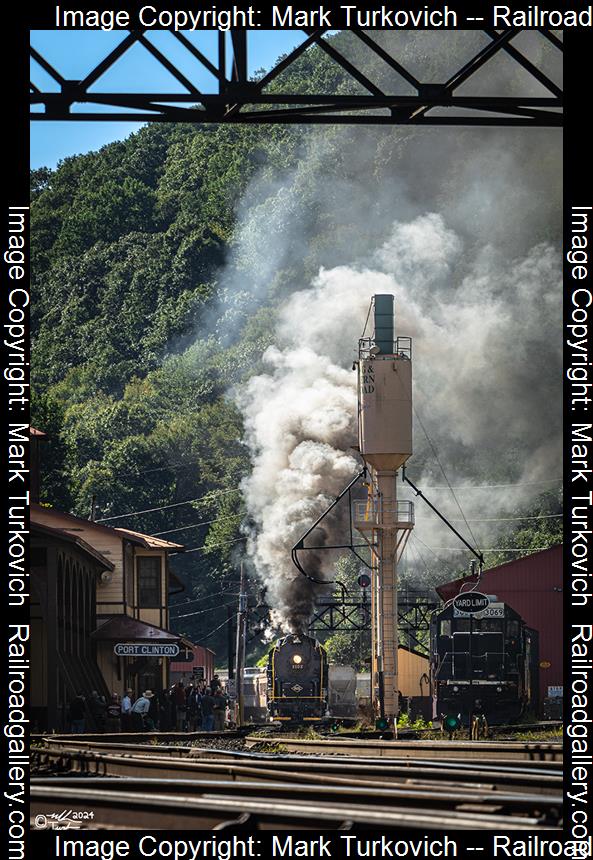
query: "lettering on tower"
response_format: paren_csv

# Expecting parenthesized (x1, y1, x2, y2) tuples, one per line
(361, 362, 375, 394)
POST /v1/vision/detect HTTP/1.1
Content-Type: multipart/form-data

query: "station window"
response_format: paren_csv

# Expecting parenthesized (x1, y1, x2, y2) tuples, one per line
(137, 556, 161, 608)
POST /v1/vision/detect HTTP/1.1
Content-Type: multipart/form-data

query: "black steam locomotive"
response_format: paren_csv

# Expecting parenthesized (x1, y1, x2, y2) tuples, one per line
(430, 598, 538, 725)
(268, 633, 328, 722)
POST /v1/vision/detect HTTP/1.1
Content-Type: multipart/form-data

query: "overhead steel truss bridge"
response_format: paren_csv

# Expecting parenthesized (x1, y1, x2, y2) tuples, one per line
(31, 28, 562, 126)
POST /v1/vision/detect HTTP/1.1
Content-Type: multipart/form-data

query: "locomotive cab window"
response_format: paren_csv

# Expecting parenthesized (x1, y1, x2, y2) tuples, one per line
(439, 620, 451, 637)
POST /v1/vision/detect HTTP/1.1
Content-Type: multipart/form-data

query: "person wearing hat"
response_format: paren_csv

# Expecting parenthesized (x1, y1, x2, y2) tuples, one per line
(130, 690, 154, 732)
(120, 688, 134, 733)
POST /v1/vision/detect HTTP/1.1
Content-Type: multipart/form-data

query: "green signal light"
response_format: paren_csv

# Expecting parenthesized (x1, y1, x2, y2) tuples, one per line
(443, 714, 461, 732)
(375, 717, 389, 730)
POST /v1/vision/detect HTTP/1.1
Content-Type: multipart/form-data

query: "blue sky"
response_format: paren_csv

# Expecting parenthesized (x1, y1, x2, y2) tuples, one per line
(30, 30, 312, 169)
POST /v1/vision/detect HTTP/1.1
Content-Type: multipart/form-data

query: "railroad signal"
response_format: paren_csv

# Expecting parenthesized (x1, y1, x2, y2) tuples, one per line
(357, 573, 371, 589)
(443, 714, 461, 734)
(375, 716, 389, 730)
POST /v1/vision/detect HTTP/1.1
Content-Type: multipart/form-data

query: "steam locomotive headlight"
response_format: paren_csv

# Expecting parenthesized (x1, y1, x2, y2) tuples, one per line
(496, 686, 502, 693)
(292, 654, 302, 665)
(453, 685, 459, 692)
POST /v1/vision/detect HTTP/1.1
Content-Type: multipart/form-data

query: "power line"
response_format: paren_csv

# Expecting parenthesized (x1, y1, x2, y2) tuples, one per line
(96, 488, 242, 522)
(410, 532, 450, 567)
(428, 546, 556, 552)
(151, 513, 242, 536)
(406, 479, 562, 490)
(171, 600, 237, 620)
(170, 588, 232, 610)
(412, 406, 481, 553)
(184, 536, 248, 554)
(188, 615, 233, 645)
(119, 461, 200, 477)
(96, 479, 562, 524)
(417, 513, 563, 523)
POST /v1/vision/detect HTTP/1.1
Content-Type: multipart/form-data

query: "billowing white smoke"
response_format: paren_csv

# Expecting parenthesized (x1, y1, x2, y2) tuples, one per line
(235, 213, 561, 631)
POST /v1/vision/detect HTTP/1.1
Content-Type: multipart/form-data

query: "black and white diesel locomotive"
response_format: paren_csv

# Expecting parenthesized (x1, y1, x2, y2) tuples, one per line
(267, 633, 328, 722)
(430, 597, 539, 725)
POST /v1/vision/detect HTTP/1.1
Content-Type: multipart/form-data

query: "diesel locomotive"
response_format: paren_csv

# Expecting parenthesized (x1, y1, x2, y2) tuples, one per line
(267, 633, 329, 722)
(430, 597, 539, 725)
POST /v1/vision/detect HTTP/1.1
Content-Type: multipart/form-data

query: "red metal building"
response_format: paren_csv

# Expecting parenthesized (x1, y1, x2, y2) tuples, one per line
(170, 641, 216, 685)
(436, 545, 563, 712)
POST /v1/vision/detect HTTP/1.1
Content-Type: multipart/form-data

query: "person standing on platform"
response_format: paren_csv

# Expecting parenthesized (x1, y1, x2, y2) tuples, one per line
(88, 690, 107, 732)
(68, 695, 86, 733)
(200, 688, 215, 731)
(147, 689, 159, 730)
(158, 689, 172, 731)
(121, 689, 133, 732)
(213, 688, 227, 732)
(106, 693, 121, 733)
(172, 681, 186, 731)
(130, 690, 153, 731)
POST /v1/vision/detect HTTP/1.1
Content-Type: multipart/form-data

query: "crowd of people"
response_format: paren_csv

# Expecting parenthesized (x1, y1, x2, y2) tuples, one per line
(67, 676, 229, 733)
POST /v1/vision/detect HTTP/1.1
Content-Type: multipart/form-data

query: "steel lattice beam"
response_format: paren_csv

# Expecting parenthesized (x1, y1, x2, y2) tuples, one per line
(30, 29, 563, 126)
(245, 591, 437, 645)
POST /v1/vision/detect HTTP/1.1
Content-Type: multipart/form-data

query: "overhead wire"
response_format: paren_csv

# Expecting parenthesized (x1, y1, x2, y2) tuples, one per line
(96, 487, 242, 522)
(171, 600, 237, 620)
(183, 536, 248, 554)
(170, 588, 233, 610)
(190, 615, 234, 645)
(151, 513, 242, 536)
(413, 405, 481, 553)
(403, 478, 562, 490)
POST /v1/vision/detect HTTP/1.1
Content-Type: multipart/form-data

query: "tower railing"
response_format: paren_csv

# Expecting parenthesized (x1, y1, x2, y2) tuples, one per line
(358, 336, 412, 360)
(352, 498, 414, 531)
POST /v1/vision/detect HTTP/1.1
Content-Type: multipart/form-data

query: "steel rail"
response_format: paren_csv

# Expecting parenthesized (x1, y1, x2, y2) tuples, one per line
(31, 776, 562, 822)
(244, 735, 563, 761)
(36, 737, 564, 768)
(30, 785, 559, 831)
(33, 747, 562, 792)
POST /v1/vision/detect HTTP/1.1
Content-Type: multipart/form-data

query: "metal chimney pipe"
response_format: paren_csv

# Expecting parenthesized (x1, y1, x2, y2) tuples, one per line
(373, 294, 395, 355)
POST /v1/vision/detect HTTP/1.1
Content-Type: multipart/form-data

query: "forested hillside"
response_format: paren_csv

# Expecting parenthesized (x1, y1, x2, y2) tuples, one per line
(31, 31, 563, 658)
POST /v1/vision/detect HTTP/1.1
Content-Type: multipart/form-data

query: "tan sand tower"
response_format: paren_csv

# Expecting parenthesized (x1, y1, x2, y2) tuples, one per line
(354, 295, 414, 722)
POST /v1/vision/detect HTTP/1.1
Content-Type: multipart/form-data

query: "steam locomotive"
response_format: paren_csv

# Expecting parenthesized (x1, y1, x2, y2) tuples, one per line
(430, 598, 538, 725)
(267, 633, 328, 722)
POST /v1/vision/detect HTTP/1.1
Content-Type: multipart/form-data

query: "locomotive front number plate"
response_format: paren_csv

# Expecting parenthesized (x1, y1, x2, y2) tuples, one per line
(453, 602, 505, 619)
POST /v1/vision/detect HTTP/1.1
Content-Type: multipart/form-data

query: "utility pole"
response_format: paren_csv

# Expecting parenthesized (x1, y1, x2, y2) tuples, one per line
(234, 561, 247, 726)
(227, 604, 235, 680)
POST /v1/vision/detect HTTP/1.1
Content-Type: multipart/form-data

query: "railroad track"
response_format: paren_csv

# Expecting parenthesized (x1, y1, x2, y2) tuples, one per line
(38, 733, 564, 764)
(33, 744, 562, 794)
(30, 783, 561, 832)
(244, 735, 563, 761)
(321, 721, 563, 740)
(32, 735, 563, 831)
(32, 775, 562, 819)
